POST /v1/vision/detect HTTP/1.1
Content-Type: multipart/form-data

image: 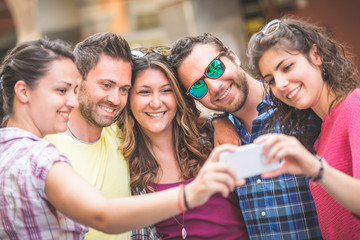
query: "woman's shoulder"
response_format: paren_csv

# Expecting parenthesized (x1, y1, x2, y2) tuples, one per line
(348, 88, 360, 100)
(341, 88, 360, 110)
(1, 127, 70, 176)
(329, 88, 360, 121)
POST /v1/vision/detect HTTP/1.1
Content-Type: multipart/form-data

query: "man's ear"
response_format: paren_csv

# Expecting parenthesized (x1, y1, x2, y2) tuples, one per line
(228, 49, 241, 66)
(14, 80, 30, 103)
(310, 44, 322, 66)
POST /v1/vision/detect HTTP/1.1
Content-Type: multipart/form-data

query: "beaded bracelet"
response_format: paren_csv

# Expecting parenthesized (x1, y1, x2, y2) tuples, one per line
(311, 154, 326, 185)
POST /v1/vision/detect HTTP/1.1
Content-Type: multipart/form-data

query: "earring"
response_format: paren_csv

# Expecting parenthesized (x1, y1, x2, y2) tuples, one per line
(322, 68, 329, 81)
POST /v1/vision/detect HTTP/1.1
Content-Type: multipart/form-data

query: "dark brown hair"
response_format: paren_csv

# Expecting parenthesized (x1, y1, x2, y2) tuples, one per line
(169, 33, 229, 74)
(247, 17, 360, 151)
(0, 38, 74, 127)
(73, 32, 132, 80)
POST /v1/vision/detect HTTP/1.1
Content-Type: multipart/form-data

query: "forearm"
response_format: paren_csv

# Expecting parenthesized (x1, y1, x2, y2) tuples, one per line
(90, 187, 182, 233)
(76, 181, 208, 233)
(212, 117, 241, 146)
(97, 177, 211, 233)
(319, 162, 360, 216)
(47, 163, 206, 234)
(47, 145, 240, 234)
(47, 164, 186, 234)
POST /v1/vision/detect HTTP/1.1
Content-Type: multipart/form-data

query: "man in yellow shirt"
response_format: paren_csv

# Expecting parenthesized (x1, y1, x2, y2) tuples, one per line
(46, 32, 133, 240)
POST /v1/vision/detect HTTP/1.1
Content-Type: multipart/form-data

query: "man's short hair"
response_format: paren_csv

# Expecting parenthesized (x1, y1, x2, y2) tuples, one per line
(169, 33, 229, 73)
(74, 32, 132, 80)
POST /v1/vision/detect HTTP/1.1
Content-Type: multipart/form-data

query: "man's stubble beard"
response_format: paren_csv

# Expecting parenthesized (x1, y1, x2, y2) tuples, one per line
(77, 84, 120, 128)
(224, 70, 249, 114)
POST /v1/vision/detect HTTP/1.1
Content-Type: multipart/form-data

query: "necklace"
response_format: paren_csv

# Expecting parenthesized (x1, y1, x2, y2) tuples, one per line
(173, 213, 187, 239)
(154, 183, 187, 239)
(67, 124, 99, 144)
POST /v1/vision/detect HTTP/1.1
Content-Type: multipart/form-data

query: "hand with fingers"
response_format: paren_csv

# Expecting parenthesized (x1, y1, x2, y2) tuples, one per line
(254, 133, 321, 179)
(185, 144, 246, 209)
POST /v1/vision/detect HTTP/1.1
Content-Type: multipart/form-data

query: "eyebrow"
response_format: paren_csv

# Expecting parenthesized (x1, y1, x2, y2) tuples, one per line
(134, 83, 171, 88)
(56, 81, 73, 86)
(262, 59, 286, 79)
(101, 79, 131, 88)
(133, 85, 150, 88)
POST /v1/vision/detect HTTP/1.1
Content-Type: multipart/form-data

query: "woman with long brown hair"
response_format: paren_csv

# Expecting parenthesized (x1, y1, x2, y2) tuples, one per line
(119, 49, 249, 239)
(248, 17, 360, 239)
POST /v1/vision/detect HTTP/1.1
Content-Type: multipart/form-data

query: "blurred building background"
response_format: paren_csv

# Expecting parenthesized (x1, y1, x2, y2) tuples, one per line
(0, 0, 359, 69)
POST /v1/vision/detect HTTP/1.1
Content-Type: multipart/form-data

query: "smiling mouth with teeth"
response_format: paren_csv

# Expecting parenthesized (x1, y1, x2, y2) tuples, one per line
(100, 105, 115, 113)
(147, 112, 165, 117)
(287, 85, 301, 99)
(59, 112, 69, 117)
(217, 85, 231, 101)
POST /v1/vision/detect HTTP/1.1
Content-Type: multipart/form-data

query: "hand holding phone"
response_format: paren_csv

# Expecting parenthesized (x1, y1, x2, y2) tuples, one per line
(219, 143, 280, 179)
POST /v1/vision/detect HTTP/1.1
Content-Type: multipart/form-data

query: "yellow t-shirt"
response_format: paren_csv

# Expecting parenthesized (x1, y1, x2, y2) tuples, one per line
(45, 124, 131, 240)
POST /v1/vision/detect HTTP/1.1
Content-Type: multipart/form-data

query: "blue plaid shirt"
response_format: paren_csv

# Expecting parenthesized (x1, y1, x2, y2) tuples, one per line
(228, 95, 322, 240)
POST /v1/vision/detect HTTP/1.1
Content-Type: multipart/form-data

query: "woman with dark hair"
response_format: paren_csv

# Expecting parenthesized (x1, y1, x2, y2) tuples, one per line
(248, 17, 360, 239)
(119, 49, 249, 239)
(0, 40, 243, 239)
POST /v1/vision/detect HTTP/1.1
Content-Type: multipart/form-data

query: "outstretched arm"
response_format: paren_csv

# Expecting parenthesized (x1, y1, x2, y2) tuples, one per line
(45, 144, 245, 234)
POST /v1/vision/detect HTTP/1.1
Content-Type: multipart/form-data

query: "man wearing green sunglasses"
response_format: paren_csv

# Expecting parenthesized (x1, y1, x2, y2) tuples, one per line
(169, 33, 322, 239)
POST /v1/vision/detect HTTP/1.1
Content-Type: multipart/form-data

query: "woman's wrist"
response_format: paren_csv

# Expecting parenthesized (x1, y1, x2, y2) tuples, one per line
(183, 185, 191, 211)
(177, 184, 191, 213)
(177, 184, 186, 213)
(183, 180, 204, 210)
(307, 155, 321, 178)
(309, 154, 326, 185)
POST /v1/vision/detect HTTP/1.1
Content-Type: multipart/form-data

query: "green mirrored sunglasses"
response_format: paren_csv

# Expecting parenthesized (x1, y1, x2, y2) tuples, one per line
(186, 51, 226, 99)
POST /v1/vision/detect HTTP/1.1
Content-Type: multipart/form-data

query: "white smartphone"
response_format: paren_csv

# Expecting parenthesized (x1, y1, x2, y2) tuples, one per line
(219, 143, 280, 179)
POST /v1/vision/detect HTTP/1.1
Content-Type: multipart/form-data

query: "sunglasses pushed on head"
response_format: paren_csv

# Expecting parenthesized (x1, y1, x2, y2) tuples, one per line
(131, 46, 170, 59)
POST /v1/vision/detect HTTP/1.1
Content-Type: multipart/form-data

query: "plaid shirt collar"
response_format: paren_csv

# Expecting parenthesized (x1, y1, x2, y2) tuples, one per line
(228, 93, 276, 144)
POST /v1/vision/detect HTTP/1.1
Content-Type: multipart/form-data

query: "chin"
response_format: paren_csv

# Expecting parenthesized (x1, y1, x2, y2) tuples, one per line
(56, 125, 68, 134)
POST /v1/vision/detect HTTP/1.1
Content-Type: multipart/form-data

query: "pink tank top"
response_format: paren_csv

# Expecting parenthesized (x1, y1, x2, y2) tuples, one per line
(149, 178, 249, 239)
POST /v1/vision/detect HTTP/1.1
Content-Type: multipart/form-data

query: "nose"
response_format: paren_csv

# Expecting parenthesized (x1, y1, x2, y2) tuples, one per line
(205, 78, 223, 96)
(107, 89, 121, 106)
(149, 92, 162, 109)
(274, 75, 289, 91)
(67, 91, 78, 109)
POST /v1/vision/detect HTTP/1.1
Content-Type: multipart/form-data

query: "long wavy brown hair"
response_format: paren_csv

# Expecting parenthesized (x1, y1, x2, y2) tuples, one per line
(118, 52, 212, 192)
(248, 17, 360, 151)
